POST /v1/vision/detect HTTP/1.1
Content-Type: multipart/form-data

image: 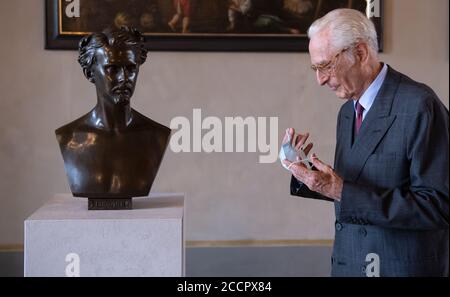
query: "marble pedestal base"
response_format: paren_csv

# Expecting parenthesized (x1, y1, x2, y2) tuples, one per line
(24, 193, 185, 277)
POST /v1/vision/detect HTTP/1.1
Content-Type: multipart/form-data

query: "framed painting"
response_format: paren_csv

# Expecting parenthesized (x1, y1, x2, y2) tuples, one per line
(46, 0, 383, 51)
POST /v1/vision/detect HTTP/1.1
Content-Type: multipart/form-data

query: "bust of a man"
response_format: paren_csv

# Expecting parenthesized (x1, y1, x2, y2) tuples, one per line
(56, 27, 171, 209)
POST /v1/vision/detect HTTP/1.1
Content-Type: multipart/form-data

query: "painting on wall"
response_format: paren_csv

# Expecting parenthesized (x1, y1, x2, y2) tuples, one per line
(46, 0, 383, 51)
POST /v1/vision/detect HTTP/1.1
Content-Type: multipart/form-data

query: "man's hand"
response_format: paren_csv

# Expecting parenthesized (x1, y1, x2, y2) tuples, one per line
(283, 151, 343, 201)
(282, 128, 314, 154)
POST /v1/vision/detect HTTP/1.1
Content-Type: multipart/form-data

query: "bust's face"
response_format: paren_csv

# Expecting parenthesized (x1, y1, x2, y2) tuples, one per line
(91, 46, 139, 105)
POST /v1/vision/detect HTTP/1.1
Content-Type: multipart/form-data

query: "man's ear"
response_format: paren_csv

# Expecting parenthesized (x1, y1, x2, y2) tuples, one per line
(355, 43, 370, 64)
(84, 69, 95, 83)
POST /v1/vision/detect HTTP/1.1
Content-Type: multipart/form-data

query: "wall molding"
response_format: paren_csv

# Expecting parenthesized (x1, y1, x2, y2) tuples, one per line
(186, 239, 334, 248)
(0, 239, 333, 252)
(0, 244, 24, 252)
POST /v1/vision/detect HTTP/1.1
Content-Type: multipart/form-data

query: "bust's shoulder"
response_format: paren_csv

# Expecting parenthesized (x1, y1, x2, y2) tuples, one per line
(130, 110, 171, 136)
(55, 110, 172, 146)
(55, 112, 94, 144)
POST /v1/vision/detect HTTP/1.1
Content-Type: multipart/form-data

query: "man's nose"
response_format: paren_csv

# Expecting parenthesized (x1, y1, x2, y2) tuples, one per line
(116, 67, 132, 82)
(116, 67, 125, 82)
(315, 70, 329, 86)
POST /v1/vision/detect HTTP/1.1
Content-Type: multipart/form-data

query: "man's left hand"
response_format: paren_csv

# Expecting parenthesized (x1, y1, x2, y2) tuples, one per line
(283, 153, 343, 201)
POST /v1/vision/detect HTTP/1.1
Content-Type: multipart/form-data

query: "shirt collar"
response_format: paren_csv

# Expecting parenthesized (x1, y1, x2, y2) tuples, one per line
(354, 63, 388, 112)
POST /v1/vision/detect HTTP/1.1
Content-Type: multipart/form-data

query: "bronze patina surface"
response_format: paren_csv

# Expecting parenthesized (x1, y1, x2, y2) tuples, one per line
(56, 27, 170, 209)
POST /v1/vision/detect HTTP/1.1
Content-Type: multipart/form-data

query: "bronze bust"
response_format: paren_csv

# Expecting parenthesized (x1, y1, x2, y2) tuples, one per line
(56, 27, 171, 210)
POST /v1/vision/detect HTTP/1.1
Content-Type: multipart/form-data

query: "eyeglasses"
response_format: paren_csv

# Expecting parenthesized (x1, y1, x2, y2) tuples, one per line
(310, 47, 350, 76)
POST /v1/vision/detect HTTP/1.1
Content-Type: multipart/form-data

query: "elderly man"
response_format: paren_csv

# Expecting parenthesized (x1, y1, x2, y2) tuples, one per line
(282, 9, 449, 276)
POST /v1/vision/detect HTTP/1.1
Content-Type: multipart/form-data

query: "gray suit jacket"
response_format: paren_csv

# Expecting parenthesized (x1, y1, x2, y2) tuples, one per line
(291, 66, 449, 277)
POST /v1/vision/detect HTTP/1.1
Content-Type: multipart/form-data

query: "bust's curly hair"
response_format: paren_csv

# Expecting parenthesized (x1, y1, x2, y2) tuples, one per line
(78, 26, 148, 80)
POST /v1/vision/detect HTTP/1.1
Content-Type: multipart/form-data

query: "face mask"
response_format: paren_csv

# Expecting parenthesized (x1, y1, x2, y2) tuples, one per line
(279, 133, 312, 171)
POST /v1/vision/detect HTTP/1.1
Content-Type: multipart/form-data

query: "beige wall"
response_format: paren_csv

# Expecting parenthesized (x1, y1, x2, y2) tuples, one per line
(0, 0, 448, 245)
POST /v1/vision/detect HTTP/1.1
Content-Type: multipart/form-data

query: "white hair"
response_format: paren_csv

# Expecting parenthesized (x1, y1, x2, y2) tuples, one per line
(307, 8, 378, 53)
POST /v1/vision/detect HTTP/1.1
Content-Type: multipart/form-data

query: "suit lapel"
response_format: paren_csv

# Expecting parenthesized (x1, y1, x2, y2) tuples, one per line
(340, 102, 354, 152)
(340, 66, 401, 182)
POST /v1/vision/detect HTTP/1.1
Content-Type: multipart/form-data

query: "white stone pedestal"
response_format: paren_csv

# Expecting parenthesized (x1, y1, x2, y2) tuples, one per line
(24, 193, 185, 277)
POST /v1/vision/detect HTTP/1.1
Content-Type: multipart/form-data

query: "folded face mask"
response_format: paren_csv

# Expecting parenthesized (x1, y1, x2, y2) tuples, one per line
(279, 134, 312, 171)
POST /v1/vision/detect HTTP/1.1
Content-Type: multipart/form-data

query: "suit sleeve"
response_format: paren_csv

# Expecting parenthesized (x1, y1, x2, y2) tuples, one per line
(338, 96, 449, 230)
(290, 175, 334, 202)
